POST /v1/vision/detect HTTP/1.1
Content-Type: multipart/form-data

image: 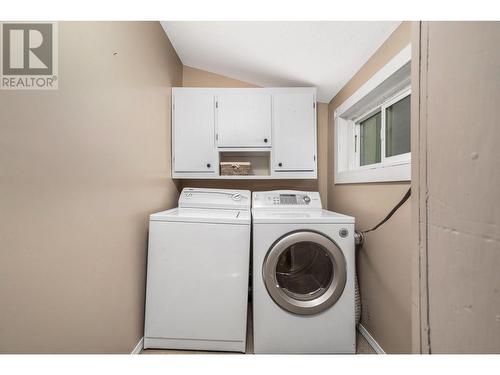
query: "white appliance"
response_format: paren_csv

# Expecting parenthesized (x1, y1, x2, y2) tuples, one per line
(144, 187, 251, 352)
(252, 190, 356, 354)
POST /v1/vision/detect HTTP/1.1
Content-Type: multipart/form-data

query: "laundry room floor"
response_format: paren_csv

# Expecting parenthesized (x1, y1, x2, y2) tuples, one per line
(141, 304, 376, 354)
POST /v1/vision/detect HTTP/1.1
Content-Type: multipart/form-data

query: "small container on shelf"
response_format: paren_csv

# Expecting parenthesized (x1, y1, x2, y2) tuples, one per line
(220, 162, 251, 176)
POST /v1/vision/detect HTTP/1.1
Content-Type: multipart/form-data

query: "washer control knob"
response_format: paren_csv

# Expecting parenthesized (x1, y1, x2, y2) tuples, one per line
(303, 195, 311, 204)
(232, 194, 242, 201)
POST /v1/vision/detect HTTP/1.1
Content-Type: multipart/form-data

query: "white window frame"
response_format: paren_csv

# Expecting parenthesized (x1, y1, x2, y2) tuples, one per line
(334, 44, 411, 184)
(354, 87, 411, 169)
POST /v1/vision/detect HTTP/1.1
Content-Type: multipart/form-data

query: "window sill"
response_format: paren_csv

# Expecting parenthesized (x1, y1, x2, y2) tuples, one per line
(334, 159, 410, 184)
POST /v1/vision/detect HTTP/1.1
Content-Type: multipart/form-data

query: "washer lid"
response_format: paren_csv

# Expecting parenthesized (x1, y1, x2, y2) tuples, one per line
(252, 208, 354, 224)
(179, 187, 251, 211)
(150, 208, 250, 225)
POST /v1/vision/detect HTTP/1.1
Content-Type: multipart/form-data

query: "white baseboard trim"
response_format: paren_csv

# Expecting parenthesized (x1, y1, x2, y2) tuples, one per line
(136, 328, 381, 355)
(357, 324, 386, 354)
(131, 337, 144, 354)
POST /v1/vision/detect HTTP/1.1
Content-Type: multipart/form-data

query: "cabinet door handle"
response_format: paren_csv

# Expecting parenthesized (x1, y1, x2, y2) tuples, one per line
(278, 162, 283, 167)
(264, 138, 268, 143)
(207, 163, 211, 168)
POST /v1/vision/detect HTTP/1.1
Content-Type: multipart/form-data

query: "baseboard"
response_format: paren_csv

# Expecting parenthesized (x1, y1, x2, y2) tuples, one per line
(357, 324, 386, 354)
(131, 337, 144, 354)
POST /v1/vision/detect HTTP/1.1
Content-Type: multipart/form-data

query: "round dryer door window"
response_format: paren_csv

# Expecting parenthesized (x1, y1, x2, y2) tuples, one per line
(262, 230, 347, 315)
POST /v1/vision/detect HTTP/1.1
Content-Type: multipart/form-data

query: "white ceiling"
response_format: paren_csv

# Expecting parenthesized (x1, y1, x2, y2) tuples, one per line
(161, 21, 401, 103)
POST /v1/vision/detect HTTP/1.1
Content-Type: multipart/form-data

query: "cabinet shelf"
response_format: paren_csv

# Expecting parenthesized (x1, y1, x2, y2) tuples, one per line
(217, 147, 271, 152)
(219, 150, 270, 177)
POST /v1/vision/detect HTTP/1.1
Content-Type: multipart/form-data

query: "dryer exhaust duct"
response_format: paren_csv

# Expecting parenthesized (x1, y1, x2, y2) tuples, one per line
(353, 188, 411, 327)
(354, 231, 365, 247)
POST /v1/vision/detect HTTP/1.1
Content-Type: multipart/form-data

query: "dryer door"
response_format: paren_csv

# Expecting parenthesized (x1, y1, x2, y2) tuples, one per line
(262, 230, 347, 315)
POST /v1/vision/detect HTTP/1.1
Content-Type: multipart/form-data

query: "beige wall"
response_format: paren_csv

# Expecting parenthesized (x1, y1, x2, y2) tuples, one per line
(413, 22, 500, 353)
(183, 66, 258, 88)
(327, 22, 412, 353)
(180, 66, 328, 205)
(0, 22, 182, 353)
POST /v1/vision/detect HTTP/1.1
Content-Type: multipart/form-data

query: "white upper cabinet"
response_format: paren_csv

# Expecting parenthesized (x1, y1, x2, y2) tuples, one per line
(217, 93, 272, 147)
(171, 87, 317, 179)
(273, 91, 316, 172)
(172, 91, 216, 174)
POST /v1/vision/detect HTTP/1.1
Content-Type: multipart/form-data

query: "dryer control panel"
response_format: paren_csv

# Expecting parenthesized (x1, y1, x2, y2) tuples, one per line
(252, 190, 322, 209)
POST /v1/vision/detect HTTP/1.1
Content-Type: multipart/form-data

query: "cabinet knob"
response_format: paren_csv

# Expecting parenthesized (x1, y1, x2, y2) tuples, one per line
(207, 163, 211, 168)
(278, 162, 283, 167)
(264, 138, 268, 143)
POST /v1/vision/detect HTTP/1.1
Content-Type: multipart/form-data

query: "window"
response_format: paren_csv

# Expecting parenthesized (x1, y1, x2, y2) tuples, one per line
(334, 44, 411, 184)
(385, 94, 411, 158)
(358, 111, 381, 166)
(354, 89, 411, 168)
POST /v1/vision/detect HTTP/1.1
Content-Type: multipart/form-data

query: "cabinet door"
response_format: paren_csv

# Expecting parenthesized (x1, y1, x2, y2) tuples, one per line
(173, 92, 216, 173)
(217, 93, 272, 147)
(273, 92, 316, 171)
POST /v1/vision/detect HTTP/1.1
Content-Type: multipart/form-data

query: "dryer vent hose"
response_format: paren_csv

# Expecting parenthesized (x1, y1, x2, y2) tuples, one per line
(352, 188, 411, 325)
(354, 268, 361, 325)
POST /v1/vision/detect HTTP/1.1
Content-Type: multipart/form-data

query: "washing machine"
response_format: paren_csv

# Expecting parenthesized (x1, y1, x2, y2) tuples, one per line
(144, 188, 251, 352)
(252, 190, 355, 354)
